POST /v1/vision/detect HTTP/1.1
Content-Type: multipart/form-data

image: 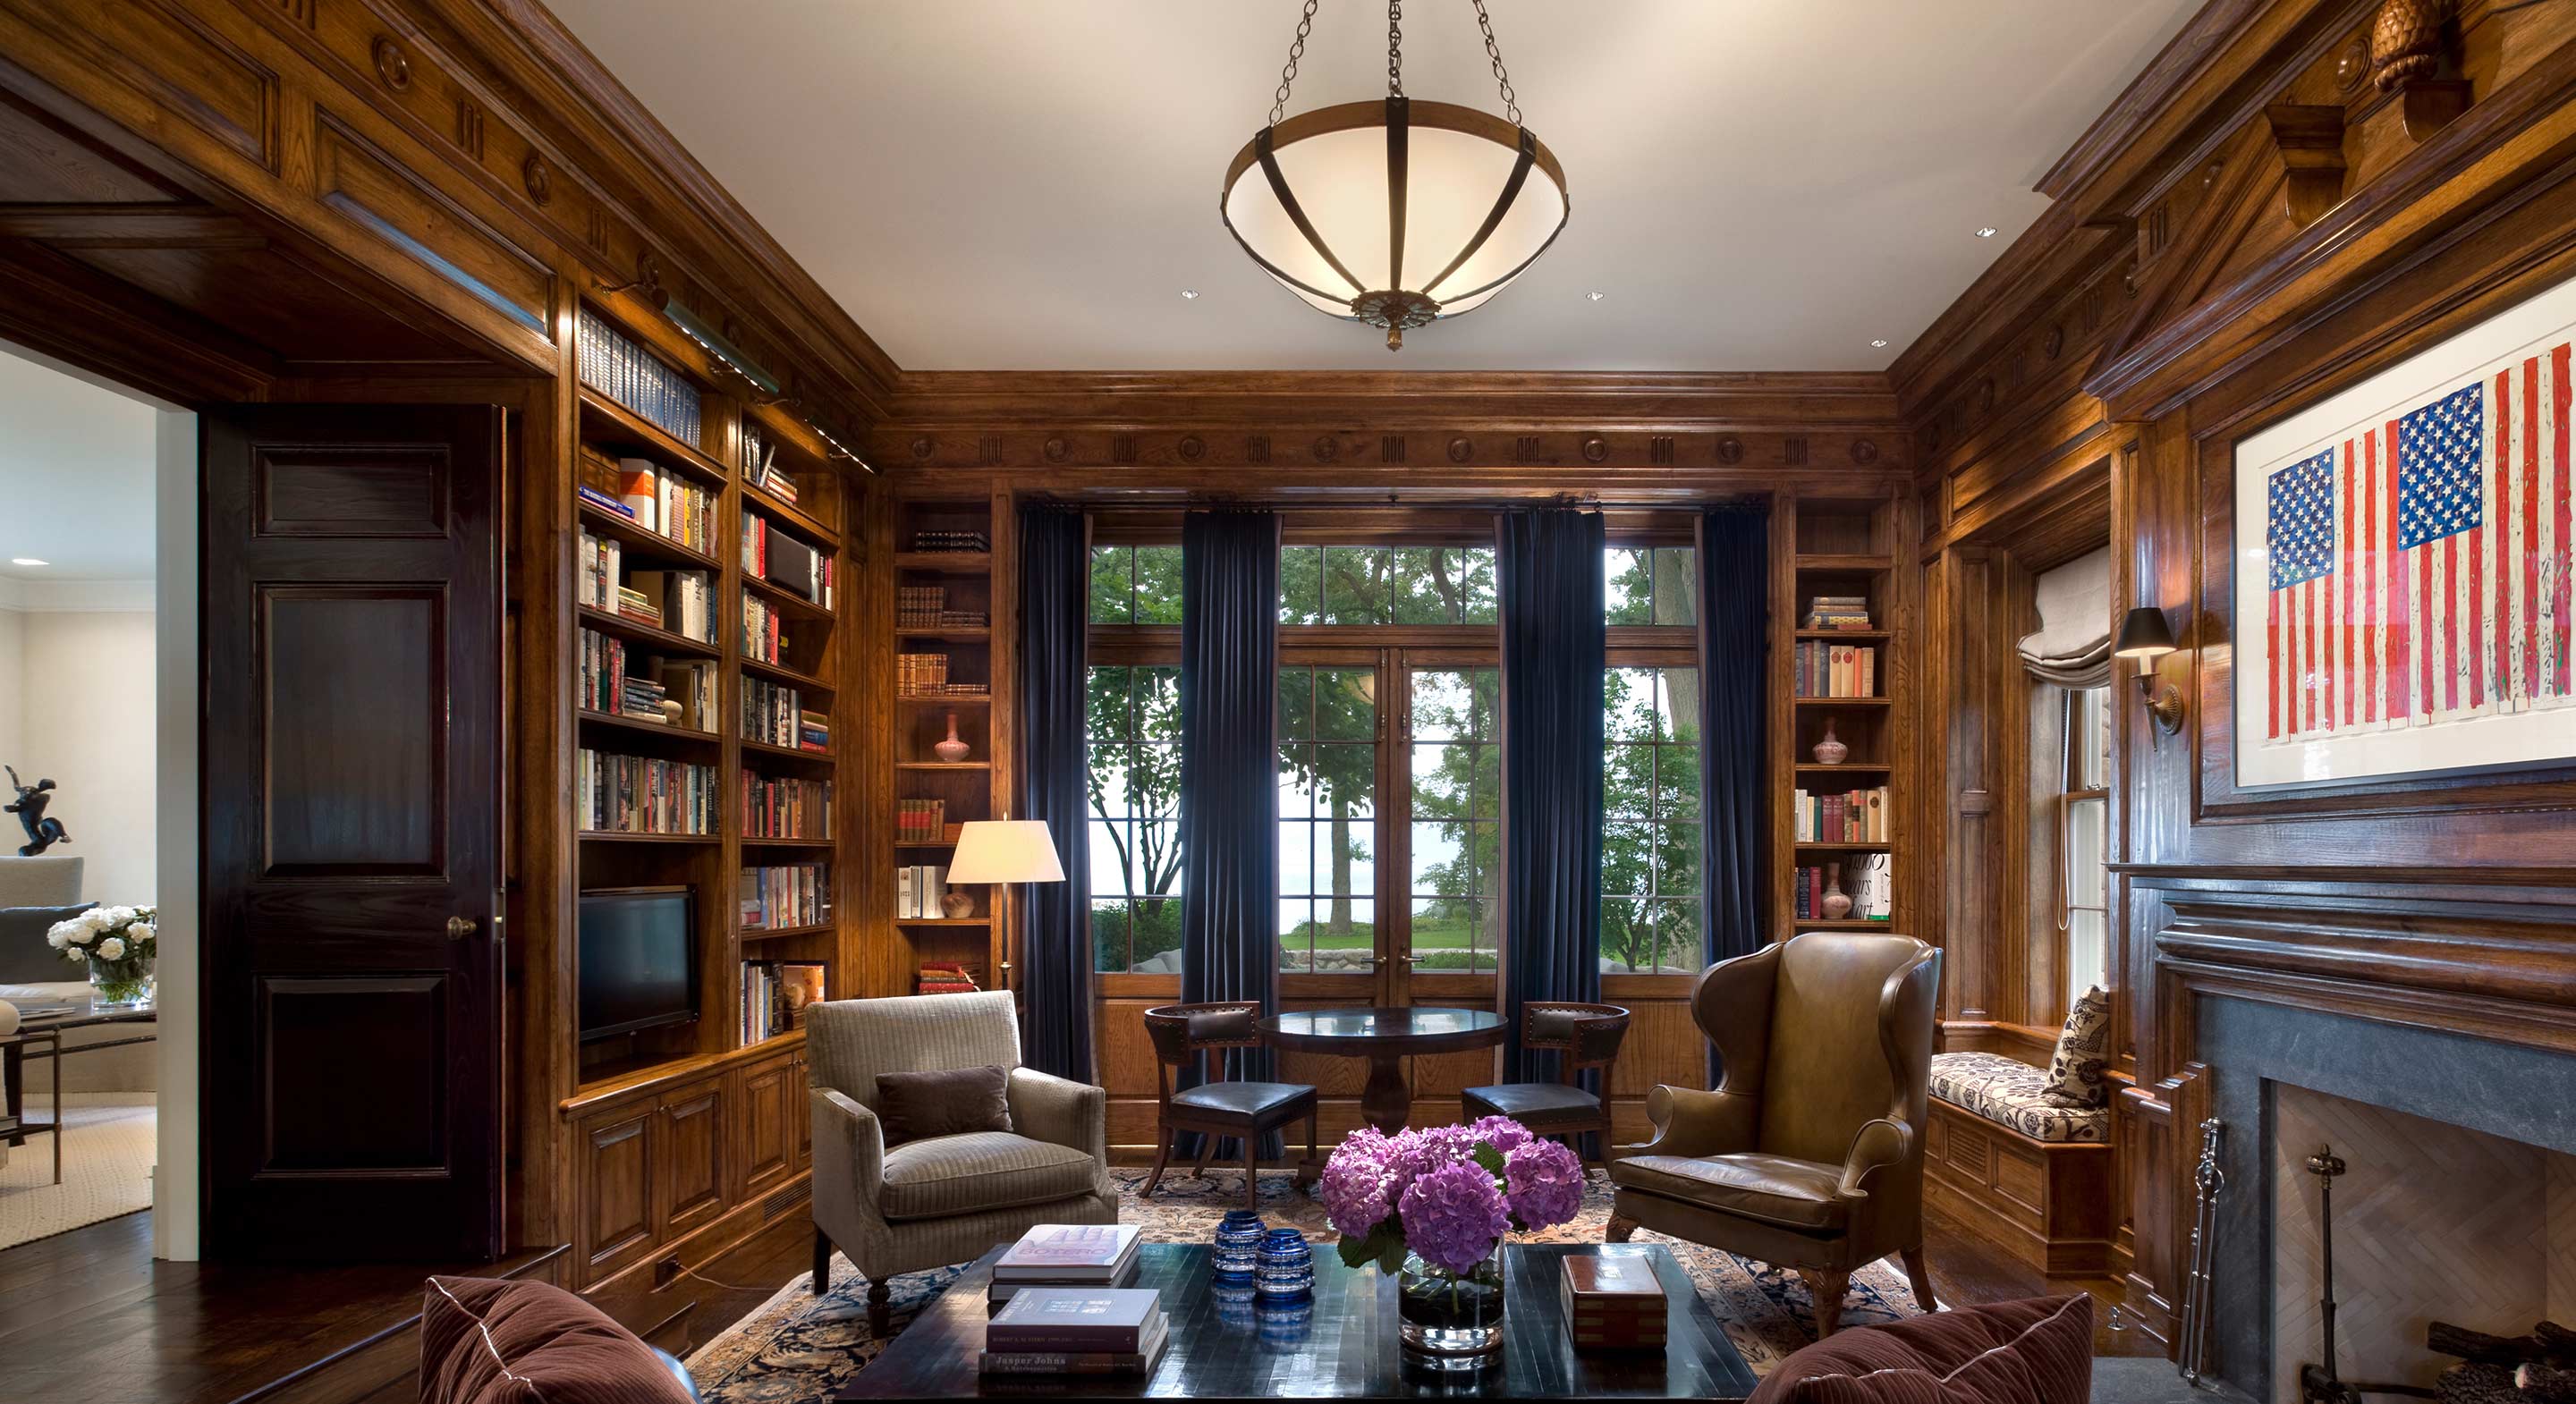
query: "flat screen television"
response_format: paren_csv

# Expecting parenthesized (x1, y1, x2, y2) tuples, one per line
(579, 886, 699, 1042)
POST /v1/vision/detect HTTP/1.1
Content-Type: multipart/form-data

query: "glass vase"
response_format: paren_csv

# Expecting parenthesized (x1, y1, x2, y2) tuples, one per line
(1397, 1248, 1506, 1358)
(1212, 1208, 1265, 1281)
(87, 954, 155, 1010)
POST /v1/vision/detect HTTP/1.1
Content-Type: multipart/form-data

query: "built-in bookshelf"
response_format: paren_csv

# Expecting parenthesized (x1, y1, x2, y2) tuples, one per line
(1775, 495, 1909, 936)
(569, 297, 850, 1089)
(886, 496, 1011, 996)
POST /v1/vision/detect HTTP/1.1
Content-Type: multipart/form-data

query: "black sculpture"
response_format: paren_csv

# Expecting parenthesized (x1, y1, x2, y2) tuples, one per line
(5, 765, 72, 857)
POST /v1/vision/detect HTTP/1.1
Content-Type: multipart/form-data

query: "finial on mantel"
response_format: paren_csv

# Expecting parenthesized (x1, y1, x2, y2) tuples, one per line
(2370, 0, 2452, 93)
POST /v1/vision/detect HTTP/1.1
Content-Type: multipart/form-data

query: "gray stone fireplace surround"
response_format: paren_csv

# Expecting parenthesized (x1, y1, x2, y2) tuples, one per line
(2192, 994, 2576, 1400)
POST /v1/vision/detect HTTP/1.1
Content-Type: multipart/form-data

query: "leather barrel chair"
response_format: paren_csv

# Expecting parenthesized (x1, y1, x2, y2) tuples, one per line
(1606, 932, 1942, 1337)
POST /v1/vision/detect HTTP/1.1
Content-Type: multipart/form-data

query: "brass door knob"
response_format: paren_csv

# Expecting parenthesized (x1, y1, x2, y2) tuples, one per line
(445, 916, 477, 941)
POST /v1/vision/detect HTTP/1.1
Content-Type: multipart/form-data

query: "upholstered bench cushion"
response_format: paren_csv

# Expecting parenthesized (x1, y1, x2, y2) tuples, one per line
(1462, 1082, 1601, 1121)
(1172, 1079, 1311, 1118)
(1928, 1052, 2109, 1144)
(877, 1129, 1105, 1221)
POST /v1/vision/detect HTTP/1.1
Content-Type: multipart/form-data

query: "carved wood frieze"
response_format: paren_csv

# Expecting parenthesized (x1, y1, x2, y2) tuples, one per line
(874, 427, 1902, 476)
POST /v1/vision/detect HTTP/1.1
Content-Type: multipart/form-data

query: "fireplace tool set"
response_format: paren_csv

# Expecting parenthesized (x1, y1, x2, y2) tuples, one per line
(2177, 1117, 2224, 1387)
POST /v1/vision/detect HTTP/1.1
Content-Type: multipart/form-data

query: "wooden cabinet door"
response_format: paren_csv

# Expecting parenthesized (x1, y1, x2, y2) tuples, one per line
(199, 403, 504, 1260)
(577, 1105, 658, 1281)
(739, 1055, 795, 1195)
(658, 1083, 728, 1236)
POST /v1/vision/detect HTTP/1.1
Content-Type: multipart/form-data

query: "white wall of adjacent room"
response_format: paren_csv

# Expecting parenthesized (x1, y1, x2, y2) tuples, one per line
(0, 587, 157, 905)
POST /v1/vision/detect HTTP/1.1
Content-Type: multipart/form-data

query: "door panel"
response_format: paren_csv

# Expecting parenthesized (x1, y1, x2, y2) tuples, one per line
(659, 1086, 727, 1234)
(579, 1107, 657, 1277)
(202, 403, 503, 1261)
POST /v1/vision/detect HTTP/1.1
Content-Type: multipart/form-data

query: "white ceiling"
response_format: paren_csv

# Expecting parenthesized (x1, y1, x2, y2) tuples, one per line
(548, 1, 2199, 373)
(0, 342, 158, 588)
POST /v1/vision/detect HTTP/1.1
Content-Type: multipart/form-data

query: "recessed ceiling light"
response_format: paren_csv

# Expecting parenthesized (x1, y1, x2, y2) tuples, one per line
(1870, 339, 1888, 349)
(9, 558, 45, 567)
(1180, 289, 1200, 300)
(1586, 291, 1606, 301)
(1974, 226, 1998, 239)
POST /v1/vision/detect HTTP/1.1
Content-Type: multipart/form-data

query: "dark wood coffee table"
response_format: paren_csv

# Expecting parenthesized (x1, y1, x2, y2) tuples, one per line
(837, 1240, 1757, 1400)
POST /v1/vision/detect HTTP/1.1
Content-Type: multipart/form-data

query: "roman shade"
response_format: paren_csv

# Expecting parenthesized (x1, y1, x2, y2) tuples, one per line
(2017, 547, 2114, 688)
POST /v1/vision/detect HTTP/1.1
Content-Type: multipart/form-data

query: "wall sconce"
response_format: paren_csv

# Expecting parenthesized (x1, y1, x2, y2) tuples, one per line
(2114, 606, 2186, 737)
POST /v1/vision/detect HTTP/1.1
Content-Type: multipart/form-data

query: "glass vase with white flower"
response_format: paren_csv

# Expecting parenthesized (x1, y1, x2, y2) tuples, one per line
(47, 905, 157, 1009)
(1318, 1116, 1584, 1360)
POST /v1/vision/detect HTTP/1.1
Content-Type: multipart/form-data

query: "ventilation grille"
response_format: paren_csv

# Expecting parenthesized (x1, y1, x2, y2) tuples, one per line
(762, 1180, 813, 1221)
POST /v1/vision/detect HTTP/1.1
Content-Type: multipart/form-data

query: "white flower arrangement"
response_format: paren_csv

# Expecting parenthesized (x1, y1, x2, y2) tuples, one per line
(48, 903, 157, 965)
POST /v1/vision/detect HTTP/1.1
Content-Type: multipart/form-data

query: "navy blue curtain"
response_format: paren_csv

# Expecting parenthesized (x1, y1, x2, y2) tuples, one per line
(1696, 503, 1769, 1086)
(1498, 508, 1606, 1085)
(1016, 506, 1094, 1081)
(1178, 510, 1281, 1157)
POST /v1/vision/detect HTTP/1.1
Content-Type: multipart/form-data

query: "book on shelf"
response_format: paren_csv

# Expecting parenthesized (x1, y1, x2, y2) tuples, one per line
(577, 530, 622, 612)
(741, 861, 830, 929)
(740, 421, 797, 503)
(741, 675, 808, 749)
(1792, 786, 1891, 842)
(799, 709, 830, 752)
(896, 799, 948, 843)
(910, 529, 990, 554)
(1792, 640, 1877, 698)
(741, 515, 835, 609)
(629, 569, 715, 645)
(741, 772, 832, 841)
(576, 483, 633, 520)
(896, 864, 951, 918)
(577, 749, 716, 835)
(659, 660, 716, 731)
(986, 1288, 1162, 1353)
(1560, 1251, 1670, 1350)
(740, 960, 827, 1044)
(1801, 593, 1875, 630)
(576, 306, 702, 445)
(1793, 857, 1895, 921)
(918, 960, 980, 994)
(614, 583, 663, 630)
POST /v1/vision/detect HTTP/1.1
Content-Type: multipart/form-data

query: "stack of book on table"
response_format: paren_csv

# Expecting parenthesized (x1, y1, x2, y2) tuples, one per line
(987, 1223, 1144, 1309)
(983, 1288, 1164, 1376)
(1560, 1250, 1669, 1352)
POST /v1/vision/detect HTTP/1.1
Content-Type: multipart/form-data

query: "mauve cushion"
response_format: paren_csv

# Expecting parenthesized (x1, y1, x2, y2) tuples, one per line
(419, 1275, 693, 1404)
(875, 1064, 1012, 1145)
(1746, 1295, 2093, 1404)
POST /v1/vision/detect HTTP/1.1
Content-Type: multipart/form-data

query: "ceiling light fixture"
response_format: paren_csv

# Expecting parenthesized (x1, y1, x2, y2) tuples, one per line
(9, 558, 46, 566)
(1974, 226, 1999, 239)
(1180, 289, 1201, 300)
(1586, 291, 1606, 302)
(1221, 0, 1568, 351)
(1870, 339, 1889, 348)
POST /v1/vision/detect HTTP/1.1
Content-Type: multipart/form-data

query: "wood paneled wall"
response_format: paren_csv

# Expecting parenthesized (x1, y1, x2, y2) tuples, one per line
(1902, 0, 2576, 1353)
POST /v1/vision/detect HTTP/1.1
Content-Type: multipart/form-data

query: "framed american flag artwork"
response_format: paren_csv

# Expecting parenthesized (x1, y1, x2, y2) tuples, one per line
(2233, 275, 2576, 791)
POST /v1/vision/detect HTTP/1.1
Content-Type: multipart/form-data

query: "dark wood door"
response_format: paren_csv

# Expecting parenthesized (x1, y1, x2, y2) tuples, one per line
(200, 403, 504, 1261)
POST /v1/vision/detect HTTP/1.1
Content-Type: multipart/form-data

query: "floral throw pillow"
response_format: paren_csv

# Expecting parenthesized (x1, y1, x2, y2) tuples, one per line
(2041, 986, 2112, 1109)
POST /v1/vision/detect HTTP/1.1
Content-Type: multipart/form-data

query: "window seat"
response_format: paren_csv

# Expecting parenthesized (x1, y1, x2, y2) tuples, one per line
(1923, 1051, 2114, 1274)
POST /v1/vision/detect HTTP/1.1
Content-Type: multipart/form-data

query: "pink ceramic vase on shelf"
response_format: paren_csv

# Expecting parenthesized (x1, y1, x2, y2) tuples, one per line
(934, 712, 971, 763)
(1821, 862, 1853, 919)
(1812, 719, 1848, 765)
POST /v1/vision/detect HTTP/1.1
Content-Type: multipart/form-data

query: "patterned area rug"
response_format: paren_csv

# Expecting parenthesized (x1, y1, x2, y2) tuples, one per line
(687, 1168, 1920, 1402)
(0, 1094, 155, 1250)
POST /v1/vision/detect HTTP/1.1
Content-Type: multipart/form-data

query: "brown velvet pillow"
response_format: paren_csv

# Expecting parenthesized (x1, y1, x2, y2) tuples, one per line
(1746, 1295, 2093, 1404)
(419, 1275, 695, 1404)
(875, 1064, 1012, 1145)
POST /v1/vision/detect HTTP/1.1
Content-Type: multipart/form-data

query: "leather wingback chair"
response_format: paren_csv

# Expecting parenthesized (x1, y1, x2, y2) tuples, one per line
(807, 992, 1116, 1330)
(1606, 933, 1942, 1336)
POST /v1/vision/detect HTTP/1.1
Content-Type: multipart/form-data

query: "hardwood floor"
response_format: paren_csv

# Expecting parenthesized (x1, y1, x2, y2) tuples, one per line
(0, 1199, 2157, 1404)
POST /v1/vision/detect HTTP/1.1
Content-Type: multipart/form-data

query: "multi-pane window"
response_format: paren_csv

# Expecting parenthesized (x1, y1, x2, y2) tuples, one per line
(1606, 546, 1697, 626)
(1280, 546, 1498, 625)
(1408, 669, 1502, 974)
(1601, 666, 1702, 974)
(1276, 666, 1378, 974)
(2059, 685, 2111, 1002)
(1087, 664, 1184, 973)
(1089, 546, 1183, 625)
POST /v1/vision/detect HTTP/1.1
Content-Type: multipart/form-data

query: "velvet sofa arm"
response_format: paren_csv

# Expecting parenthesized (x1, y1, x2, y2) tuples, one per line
(1007, 1066, 1107, 1163)
(1630, 1083, 1759, 1161)
(1835, 1116, 1914, 1198)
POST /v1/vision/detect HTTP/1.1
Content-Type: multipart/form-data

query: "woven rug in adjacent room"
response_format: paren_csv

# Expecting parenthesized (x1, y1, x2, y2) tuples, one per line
(687, 1168, 1921, 1403)
(0, 1094, 156, 1249)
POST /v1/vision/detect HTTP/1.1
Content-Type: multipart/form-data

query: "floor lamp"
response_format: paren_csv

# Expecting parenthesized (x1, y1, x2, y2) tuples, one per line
(945, 819, 1064, 996)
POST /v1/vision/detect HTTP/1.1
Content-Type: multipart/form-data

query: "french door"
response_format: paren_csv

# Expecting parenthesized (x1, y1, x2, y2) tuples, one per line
(1275, 647, 1501, 1117)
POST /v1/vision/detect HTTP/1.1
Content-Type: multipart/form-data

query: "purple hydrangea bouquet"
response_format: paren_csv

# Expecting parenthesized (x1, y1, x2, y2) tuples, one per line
(1318, 1116, 1584, 1357)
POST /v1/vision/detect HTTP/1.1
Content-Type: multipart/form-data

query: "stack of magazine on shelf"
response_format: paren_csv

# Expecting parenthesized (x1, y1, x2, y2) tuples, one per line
(986, 1223, 1144, 1310)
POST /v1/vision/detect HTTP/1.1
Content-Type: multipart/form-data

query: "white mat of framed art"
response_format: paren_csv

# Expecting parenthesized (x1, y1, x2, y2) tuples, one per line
(2233, 273, 2576, 791)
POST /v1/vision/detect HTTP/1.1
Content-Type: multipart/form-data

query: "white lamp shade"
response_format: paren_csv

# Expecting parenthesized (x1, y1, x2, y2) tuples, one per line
(947, 820, 1066, 885)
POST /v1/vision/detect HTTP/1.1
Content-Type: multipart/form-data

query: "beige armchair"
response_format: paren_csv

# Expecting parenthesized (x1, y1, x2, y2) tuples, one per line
(1606, 932, 1942, 1336)
(807, 992, 1116, 1329)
